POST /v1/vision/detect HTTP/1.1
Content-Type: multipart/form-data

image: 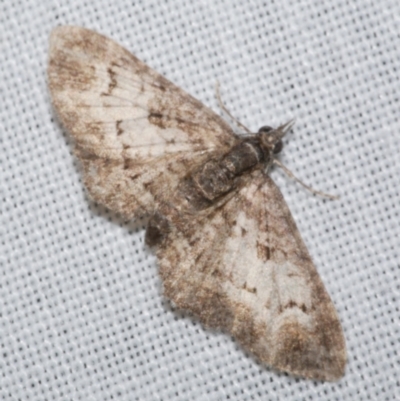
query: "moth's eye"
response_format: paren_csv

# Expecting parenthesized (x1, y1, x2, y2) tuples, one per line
(273, 140, 283, 154)
(258, 126, 273, 134)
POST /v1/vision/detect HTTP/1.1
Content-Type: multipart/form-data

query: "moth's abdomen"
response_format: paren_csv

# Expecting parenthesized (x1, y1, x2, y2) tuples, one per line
(147, 139, 267, 245)
(193, 160, 233, 201)
(191, 139, 266, 202)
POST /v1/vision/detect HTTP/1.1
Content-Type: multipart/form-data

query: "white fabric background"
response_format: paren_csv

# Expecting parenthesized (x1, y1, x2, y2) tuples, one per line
(1, 1, 399, 400)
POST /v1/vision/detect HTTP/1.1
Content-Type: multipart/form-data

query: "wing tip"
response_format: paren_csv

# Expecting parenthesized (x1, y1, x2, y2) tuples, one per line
(50, 25, 85, 38)
(49, 26, 100, 53)
(270, 318, 347, 381)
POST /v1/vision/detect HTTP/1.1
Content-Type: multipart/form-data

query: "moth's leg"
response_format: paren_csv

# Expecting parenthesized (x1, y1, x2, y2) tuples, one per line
(273, 159, 339, 200)
(215, 82, 252, 134)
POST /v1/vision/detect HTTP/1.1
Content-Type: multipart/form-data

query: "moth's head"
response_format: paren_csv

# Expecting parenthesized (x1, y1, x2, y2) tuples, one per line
(258, 119, 295, 156)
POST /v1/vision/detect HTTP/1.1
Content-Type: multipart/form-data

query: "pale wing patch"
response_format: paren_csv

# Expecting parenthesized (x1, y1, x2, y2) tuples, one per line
(48, 26, 238, 216)
(157, 171, 346, 381)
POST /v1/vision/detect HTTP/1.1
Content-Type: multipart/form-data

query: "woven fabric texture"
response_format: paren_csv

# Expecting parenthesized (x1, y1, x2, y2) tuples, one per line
(1, 1, 399, 400)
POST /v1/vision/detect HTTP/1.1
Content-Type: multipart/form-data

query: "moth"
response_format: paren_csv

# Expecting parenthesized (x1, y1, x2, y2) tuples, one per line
(48, 26, 346, 381)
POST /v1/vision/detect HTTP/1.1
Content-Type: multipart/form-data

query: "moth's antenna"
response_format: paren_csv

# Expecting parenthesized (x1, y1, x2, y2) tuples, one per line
(215, 81, 252, 134)
(273, 159, 339, 200)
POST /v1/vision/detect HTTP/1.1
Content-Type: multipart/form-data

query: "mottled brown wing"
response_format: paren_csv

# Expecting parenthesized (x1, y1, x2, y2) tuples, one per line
(48, 26, 238, 217)
(156, 170, 346, 381)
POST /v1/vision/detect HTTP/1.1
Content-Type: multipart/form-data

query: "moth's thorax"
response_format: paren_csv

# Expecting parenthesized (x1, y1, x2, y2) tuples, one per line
(220, 137, 268, 175)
